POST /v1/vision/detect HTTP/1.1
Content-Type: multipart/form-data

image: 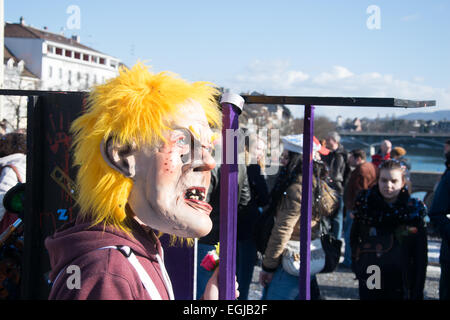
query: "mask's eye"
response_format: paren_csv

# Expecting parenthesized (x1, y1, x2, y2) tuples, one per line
(177, 135, 189, 146)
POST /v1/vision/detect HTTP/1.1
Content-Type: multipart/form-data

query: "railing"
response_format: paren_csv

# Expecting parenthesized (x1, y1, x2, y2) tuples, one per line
(410, 171, 442, 207)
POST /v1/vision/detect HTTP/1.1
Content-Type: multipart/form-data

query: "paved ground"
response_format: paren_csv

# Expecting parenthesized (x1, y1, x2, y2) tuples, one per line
(247, 239, 441, 300)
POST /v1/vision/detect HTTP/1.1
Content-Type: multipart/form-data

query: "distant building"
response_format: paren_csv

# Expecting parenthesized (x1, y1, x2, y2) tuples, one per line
(2, 17, 121, 129)
(336, 115, 344, 129)
(3, 46, 40, 129)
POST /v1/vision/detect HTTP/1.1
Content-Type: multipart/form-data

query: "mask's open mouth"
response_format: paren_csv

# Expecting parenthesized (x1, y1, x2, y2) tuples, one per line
(184, 187, 206, 201)
(183, 187, 212, 214)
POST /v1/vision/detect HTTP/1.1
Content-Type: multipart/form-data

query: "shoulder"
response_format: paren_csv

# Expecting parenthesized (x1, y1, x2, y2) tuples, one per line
(406, 197, 427, 216)
(353, 188, 373, 216)
(286, 176, 302, 193)
(50, 248, 144, 300)
(360, 162, 376, 171)
(281, 179, 302, 205)
(355, 187, 371, 203)
(441, 170, 450, 183)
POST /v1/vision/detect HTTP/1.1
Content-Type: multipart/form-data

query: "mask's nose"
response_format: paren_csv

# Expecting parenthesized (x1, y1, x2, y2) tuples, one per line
(192, 145, 216, 172)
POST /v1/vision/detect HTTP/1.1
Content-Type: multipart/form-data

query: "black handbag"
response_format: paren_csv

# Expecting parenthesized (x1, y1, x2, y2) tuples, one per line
(319, 232, 342, 273)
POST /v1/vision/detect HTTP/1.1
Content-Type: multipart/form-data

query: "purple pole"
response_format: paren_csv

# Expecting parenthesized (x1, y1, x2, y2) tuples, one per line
(298, 105, 315, 300)
(219, 93, 244, 300)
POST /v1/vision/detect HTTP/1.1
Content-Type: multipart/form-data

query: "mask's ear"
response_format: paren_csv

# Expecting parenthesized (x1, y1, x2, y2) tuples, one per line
(100, 137, 136, 179)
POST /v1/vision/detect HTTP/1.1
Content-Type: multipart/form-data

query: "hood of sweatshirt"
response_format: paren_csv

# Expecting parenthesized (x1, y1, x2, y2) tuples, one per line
(45, 216, 162, 282)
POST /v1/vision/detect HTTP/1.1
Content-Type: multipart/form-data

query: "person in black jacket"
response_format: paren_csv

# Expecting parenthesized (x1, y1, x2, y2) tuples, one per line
(196, 137, 251, 299)
(322, 131, 349, 240)
(236, 135, 269, 300)
(429, 139, 450, 300)
(350, 160, 428, 300)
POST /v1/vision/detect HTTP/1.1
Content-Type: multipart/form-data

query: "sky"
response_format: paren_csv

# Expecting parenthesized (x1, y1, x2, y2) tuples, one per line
(4, 0, 450, 120)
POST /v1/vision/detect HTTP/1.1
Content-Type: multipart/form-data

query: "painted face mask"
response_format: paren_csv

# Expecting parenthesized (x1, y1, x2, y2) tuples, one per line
(128, 100, 217, 239)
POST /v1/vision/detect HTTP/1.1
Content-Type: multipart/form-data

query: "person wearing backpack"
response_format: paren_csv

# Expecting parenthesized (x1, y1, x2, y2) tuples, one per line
(45, 64, 239, 300)
(350, 159, 428, 300)
(259, 134, 338, 300)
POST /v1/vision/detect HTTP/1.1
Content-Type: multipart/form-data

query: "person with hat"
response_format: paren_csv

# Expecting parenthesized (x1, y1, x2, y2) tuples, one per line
(259, 134, 338, 300)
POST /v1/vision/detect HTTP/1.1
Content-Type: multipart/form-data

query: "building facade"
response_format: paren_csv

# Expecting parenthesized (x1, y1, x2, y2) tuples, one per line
(2, 18, 121, 130)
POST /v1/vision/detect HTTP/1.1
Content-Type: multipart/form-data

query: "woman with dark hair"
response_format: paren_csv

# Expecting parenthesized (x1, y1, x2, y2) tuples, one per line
(350, 159, 428, 300)
(259, 135, 338, 300)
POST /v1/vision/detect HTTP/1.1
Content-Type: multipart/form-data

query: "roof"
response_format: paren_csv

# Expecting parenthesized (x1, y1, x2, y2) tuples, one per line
(4, 45, 39, 79)
(5, 22, 102, 54)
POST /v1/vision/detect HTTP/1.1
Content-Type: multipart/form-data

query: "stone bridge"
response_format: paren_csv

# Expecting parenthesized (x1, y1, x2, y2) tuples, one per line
(338, 131, 447, 155)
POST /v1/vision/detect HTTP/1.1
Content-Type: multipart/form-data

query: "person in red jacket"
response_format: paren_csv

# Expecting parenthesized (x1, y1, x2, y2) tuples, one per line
(371, 140, 391, 167)
(45, 63, 236, 300)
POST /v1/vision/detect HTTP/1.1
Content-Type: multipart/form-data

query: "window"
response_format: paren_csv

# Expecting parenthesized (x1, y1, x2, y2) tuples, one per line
(110, 61, 117, 69)
(83, 54, 90, 62)
(86, 73, 90, 83)
(59, 68, 63, 79)
(91, 56, 98, 63)
(68, 70, 72, 85)
(47, 45, 54, 54)
(74, 52, 81, 59)
(49, 66, 53, 78)
(65, 50, 72, 58)
(94, 74, 97, 84)
(77, 72, 81, 81)
(55, 47, 63, 55)
(99, 58, 106, 65)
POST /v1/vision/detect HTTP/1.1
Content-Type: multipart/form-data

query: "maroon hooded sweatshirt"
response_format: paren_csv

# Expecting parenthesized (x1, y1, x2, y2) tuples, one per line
(45, 217, 173, 300)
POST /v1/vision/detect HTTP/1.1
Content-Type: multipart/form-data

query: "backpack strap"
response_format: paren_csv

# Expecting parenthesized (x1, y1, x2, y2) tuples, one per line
(52, 245, 174, 300)
(1, 164, 23, 183)
(97, 245, 167, 300)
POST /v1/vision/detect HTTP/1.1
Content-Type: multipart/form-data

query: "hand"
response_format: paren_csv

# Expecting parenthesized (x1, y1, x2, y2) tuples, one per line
(259, 270, 274, 287)
(202, 268, 240, 300)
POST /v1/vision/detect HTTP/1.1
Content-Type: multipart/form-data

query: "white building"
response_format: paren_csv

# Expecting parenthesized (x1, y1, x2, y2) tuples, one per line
(4, 18, 120, 91)
(3, 45, 40, 129)
(1, 18, 121, 129)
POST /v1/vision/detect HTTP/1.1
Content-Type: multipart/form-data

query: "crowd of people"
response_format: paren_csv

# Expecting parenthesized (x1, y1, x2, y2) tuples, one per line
(195, 131, 450, 301)
(0, 64, 449, 301)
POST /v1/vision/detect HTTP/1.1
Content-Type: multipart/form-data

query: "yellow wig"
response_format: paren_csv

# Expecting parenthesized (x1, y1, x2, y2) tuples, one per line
(70, 63, 221, 236)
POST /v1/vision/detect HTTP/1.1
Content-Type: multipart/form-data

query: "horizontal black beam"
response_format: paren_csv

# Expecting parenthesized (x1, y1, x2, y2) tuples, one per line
(241, 95, 435, 108)
(0, 89, 85, 96)
(0, 90, 436, 109)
